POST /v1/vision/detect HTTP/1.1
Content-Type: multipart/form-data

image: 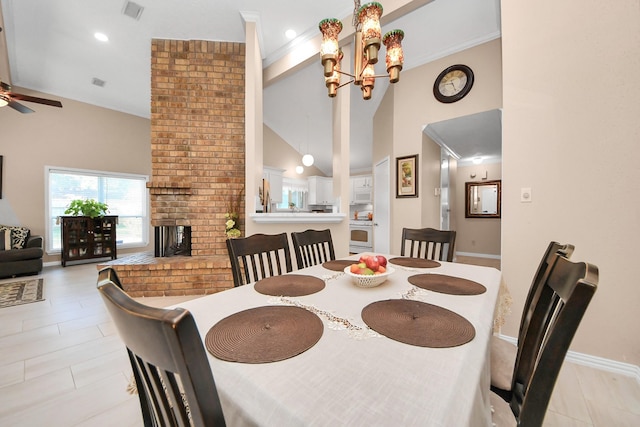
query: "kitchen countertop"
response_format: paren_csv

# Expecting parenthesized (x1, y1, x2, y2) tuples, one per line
(350, 219, 373, 225)
(250, 213, 347, 224)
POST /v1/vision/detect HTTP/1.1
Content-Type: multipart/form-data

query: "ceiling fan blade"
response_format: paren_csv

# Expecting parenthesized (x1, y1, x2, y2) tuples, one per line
(0, 81, 10, 91)
(10, 93, 63, 108)
(7, 99, 35, 113)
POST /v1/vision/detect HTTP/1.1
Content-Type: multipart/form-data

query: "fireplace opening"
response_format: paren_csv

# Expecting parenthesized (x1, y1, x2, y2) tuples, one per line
(155, 226, 192, 257)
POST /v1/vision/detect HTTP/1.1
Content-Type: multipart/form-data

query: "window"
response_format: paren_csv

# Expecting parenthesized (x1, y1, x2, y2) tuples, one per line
(46, 166, 149, 254)
(276, 178, 308, 211)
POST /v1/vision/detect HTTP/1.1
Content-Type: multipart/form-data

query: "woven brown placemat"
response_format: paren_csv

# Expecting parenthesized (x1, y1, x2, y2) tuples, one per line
(205, 306, 323, 363)
(388, 257, 441, 269)
(322, 260, 354, 271)
(408, 274, 486, 295)
(361, 299, 475, 348)
(254, 274, 325, 296)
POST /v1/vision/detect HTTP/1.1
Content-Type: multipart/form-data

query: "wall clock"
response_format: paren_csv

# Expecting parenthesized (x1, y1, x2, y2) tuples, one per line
(433, 64, 474, 103)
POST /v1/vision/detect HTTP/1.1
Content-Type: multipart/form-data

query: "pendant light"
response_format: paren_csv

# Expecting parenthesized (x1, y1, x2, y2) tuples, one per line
(302, 153, 314, 167)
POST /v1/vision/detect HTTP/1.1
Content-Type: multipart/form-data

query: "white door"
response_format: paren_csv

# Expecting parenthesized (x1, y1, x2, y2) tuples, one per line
(373, 157, 390, 253)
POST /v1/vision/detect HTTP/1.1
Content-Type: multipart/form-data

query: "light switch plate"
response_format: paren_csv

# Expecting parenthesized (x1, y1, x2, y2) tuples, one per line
(521, 187, 532, 203)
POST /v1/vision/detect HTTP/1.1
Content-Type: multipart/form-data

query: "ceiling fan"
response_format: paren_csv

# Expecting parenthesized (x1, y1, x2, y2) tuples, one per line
(0, 81, 63, 113)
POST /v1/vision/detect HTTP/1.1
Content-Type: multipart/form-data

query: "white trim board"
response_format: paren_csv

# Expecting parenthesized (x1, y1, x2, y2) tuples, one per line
(497, 334, 640, 383)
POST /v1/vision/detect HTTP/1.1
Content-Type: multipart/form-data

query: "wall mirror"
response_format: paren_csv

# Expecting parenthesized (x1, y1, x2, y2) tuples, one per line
(465, 180, 501, 218)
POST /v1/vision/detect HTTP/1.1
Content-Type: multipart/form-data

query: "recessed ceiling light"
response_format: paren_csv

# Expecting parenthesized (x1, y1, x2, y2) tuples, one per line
(285, 29, 297, 40)
(94, 32, 109, 42)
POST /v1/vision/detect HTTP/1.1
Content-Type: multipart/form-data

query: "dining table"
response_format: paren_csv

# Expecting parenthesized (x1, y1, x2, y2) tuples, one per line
(175, 254, 504, 426)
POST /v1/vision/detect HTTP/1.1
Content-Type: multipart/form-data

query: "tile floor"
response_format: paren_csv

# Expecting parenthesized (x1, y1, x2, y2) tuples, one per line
(0, 262, 639, 426)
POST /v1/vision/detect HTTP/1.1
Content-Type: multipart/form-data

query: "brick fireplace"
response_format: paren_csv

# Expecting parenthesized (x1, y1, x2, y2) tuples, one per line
(101, 39, 246, 297)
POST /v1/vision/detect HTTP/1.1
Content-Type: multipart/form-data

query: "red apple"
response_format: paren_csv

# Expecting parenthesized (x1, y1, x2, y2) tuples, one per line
(365, 257, 379, 271)
(376, 255, 387, 268)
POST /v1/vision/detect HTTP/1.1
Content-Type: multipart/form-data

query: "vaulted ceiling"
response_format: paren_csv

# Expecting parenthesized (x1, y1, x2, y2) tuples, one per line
(0, 0, 502, 174)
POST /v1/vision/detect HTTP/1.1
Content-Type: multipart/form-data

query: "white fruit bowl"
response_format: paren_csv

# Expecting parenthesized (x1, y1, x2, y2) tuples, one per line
(343, 266, 395, 288)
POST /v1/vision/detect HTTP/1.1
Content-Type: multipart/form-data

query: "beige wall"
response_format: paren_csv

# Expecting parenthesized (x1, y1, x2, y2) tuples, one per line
(383, 38, 503, 255)
(263, 125, 326, 178)
(0, 88, 152, 263)
(420, 134, 443, 227)
(372, 86, 395, 171)
(501, 2, 640, 365)
(455, 163, 501, 256)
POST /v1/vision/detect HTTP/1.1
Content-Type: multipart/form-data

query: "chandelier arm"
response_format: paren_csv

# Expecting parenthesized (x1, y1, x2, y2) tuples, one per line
(369, 74, 393, 79)
(336, 69, 356, 79)
(337, 79, 356, 90)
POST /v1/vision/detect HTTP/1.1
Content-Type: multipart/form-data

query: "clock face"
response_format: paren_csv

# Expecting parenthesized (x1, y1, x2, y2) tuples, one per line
(433, 65, 474, 103)
(438, 70, 467, 96)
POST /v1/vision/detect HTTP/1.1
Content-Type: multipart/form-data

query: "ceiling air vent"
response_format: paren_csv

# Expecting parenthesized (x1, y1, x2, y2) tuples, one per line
(122, 1, 144, 20)
(92, 78, 106, 87)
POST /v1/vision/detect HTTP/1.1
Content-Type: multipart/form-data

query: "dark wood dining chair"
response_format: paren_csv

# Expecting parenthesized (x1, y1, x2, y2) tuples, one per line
(490, 241, 575, 399)
(291, 229, 336, 270)
(97, 269, 226, 427)
(400, 227, 456, 262)
(97, 266, 125, 289)
(226, 233, 293, 287)
(490, 253, 598, 427)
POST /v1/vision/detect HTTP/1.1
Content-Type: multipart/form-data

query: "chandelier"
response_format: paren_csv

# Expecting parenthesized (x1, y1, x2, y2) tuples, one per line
(319, 1, 404, 100)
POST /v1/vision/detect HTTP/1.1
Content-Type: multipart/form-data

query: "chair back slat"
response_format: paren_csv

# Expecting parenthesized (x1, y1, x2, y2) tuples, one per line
(97, 267, 226, 427)
(291, 229, 336, 269)
(226, 233, 293, 286)
(508, 254, 598, 426)
(400, 227, 456, 262)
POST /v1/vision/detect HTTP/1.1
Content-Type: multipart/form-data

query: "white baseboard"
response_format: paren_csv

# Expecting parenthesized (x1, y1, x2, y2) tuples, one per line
(456, 251, 501, 260)
(497, 333, 640, 383)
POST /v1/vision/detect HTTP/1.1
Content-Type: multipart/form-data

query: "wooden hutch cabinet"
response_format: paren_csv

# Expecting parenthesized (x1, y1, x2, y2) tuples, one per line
(60, 216, 118, 266)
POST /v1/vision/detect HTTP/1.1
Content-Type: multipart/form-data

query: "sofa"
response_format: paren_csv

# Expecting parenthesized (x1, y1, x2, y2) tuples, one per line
(0, 225, 44, 279)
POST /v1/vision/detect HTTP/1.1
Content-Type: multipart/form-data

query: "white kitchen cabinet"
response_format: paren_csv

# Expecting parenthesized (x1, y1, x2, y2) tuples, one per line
(263, 166, 284, 204)
(308, 176, 334, 205)
(350, 174, 373, 204)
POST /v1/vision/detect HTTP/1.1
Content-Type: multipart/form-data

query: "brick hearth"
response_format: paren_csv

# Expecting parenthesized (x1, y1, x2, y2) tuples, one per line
(98, 253, 232, 297)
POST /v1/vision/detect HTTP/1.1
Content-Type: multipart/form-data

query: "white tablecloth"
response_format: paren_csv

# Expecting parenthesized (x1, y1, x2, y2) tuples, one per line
(176, 257, 502, 426)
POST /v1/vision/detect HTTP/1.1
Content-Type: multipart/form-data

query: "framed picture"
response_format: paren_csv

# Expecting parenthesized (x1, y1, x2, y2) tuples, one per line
(396, 154, 418, 198)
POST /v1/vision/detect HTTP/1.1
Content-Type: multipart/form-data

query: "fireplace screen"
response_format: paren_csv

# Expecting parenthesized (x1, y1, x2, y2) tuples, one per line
(155, 226, 191, 257)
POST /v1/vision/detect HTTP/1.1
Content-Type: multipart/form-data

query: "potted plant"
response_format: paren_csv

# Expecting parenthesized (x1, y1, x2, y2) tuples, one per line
(64, 199, 109, 218)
